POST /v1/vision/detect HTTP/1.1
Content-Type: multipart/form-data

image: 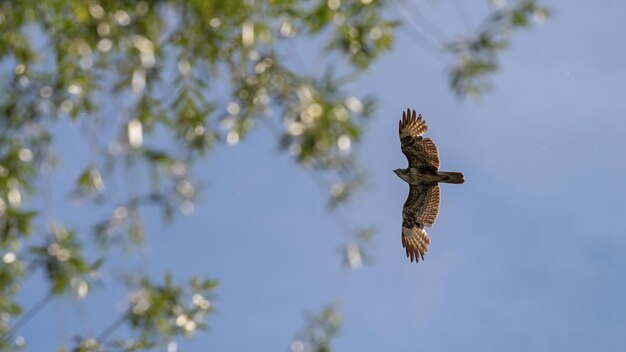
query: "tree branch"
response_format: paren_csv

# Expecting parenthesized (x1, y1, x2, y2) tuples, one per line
(96, 309, 131, 344)
(1, 291, 54, 343)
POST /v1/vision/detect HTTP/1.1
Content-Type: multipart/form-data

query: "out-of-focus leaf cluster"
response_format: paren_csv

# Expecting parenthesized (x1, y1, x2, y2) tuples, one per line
(69, 274, 216, 352)
(291, 305, 342, 352)
(305, 0, 397, 69)
(341, 226, 376, 269)
(126, 274, 216, 343)
(447, 0, 550, 97)
(0, 249, 25, 351)
(29, 225, 102, 296)
(0, 73, 48, 248)
(1, 0, 395, 347)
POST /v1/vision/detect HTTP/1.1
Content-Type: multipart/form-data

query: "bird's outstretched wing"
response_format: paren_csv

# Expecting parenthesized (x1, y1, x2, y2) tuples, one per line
(401, 183, 441, 263)
(399, 109, 440, 171)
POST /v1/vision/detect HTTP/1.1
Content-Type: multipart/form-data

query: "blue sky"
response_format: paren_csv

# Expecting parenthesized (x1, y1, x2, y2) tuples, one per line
(19, 1, 626, 351)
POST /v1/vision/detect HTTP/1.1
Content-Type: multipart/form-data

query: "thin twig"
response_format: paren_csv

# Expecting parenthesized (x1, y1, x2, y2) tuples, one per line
(1, 292, 54, 343)
(96, 309, 131, 343)
(397, 0, 449, 41)
(389, 2, 447, 65)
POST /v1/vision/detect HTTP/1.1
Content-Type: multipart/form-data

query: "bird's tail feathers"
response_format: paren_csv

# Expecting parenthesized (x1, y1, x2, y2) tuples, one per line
(437, 171, 464, 184)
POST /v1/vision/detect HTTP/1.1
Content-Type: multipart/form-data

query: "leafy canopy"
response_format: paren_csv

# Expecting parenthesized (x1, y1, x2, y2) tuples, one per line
(0, 0, 547, 350)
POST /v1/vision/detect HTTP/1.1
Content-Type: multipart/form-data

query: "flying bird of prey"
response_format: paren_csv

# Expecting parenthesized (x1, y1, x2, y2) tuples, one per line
(394, 109, 464, 263)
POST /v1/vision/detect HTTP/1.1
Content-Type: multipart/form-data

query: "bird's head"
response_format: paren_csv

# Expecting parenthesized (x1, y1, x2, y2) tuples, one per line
(393, 168, 408, 180)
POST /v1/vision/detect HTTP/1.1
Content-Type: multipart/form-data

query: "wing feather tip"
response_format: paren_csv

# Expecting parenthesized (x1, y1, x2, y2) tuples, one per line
(399, 108, 428, 138)
(401, 228, 430, 264)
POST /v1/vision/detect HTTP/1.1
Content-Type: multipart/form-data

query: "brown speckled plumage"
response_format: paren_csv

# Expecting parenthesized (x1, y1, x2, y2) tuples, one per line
(396, 108, 464, 264)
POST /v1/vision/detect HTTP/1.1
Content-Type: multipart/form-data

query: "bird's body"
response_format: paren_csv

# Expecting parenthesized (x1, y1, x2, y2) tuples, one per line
(394, 109, 464, 263)
(394, 168, 464, 185)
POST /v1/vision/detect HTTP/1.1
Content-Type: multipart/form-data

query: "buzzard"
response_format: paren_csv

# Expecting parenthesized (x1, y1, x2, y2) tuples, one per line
(394, 109, 464, 263)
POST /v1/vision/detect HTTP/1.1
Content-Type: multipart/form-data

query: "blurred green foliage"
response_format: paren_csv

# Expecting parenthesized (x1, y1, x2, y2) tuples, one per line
(447, 0, 550, 97)
(292, 305, 342, 352)
(29, 225, 103, 295)
(0, 0, 547, 350)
